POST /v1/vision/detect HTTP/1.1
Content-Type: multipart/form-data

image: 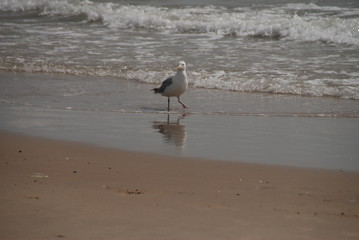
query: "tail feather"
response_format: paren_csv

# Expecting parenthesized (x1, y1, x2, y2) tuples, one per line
(152, 88, 159, 93)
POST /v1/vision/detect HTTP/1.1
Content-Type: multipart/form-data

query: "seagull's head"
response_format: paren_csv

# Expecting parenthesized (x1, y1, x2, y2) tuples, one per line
(177, 61, 186, 71)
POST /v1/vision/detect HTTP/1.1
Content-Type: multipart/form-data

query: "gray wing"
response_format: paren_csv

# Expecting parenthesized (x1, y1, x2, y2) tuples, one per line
(153, 77, 173, 93)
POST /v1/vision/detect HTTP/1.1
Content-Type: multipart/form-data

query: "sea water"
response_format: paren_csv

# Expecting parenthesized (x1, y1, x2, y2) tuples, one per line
(0, 0, 359, 170)
(0, 0, 359, 99)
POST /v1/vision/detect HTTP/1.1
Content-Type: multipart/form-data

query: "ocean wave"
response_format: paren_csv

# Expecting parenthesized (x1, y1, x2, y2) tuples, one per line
(1, 0, 358, 45)
(1, 60, 358, 100)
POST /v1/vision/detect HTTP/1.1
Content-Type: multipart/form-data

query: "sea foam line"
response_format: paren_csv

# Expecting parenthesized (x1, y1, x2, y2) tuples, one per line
(1, 60, 358, 100)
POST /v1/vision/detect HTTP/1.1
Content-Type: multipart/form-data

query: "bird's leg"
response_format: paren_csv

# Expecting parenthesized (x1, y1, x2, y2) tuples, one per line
(167, 97, 170, 112)
(177, 97, 189, 109)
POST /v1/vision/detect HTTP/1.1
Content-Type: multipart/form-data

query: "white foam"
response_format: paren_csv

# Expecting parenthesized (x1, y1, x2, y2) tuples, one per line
(1, 59, 358, 100)
(1, 1, 358, 45)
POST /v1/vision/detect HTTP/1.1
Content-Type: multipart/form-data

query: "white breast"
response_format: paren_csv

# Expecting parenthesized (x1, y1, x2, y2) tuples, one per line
(162, 71, 188, 97)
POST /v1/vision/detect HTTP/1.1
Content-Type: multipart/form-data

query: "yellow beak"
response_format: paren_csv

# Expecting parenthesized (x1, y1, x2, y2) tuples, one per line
(177, 66, 183, 70)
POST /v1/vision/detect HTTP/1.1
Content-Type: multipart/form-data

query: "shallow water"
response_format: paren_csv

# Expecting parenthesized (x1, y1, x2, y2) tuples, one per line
(1, 71, 358, 170)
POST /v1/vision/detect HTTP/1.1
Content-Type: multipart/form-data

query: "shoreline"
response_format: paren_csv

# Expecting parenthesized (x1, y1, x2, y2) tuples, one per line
(1, 131, 358, 239)
(1, 70, 358, 171)
(1, 103, 358, 171)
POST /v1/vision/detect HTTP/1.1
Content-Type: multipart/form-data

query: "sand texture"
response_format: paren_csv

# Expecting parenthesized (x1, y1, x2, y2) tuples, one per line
(1, 131, 358, 240)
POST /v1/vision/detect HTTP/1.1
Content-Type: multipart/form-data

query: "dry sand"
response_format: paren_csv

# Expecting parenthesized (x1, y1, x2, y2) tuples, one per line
(0, 131, 358, 240)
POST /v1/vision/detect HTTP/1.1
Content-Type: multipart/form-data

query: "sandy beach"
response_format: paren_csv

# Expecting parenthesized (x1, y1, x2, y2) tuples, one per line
(1, 1, 359, 239)
(1, 131, 358, 240)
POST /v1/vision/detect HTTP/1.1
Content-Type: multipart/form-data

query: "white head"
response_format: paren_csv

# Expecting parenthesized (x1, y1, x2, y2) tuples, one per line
(177, 61, 186, 71)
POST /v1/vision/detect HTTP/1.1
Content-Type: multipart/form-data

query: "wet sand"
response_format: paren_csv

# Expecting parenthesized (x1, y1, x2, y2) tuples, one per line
(1, 71, 359, 171)
(1, 131, 358, 240)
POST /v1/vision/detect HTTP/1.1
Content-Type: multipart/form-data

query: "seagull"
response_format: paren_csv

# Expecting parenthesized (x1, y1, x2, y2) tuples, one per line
(152, 61, 189, 111)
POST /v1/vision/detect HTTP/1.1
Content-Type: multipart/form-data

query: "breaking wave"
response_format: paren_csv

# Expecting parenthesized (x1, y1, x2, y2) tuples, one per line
(1, 1, 358, 100)
(1, 0, 359, 45)
(1, 60, 358, 100)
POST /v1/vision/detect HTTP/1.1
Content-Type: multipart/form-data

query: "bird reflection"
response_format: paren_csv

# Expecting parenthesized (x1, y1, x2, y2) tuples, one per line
(152, 114, 187, 149)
